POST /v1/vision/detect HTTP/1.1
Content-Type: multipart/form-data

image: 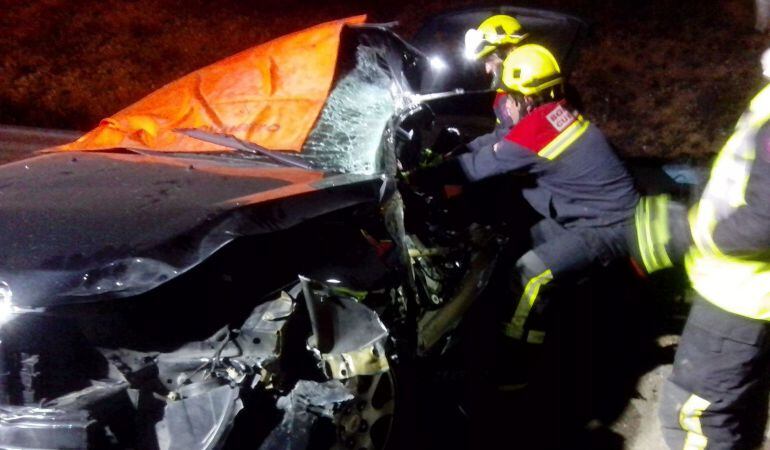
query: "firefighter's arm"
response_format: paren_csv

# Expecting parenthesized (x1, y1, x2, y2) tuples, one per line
(403, 157, 468, 192)
(712, 125, 770, 255)
(458, 138, 538, 181)
(629, 195, 693, 274)
(466, 129, 505, 153)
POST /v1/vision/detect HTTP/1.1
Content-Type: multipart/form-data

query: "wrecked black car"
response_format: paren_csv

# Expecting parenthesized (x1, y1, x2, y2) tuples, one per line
(0, 8, 591, 449)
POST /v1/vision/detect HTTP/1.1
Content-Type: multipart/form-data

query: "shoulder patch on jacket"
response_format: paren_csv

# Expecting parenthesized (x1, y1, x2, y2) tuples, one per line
(546, 104, 576, 132)
(504, 102, 571, 153)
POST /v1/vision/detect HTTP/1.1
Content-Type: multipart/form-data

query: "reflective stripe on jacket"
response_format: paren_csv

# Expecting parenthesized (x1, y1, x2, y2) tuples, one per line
(686, 84, 770, 320)
(459, 101, 638, 228)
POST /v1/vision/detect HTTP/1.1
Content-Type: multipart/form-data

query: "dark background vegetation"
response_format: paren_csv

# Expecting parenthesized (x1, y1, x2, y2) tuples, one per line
(1, 0, 768, 160)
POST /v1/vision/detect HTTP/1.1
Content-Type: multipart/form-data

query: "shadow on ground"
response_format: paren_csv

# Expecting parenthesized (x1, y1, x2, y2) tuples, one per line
(412, 261, 687, 449)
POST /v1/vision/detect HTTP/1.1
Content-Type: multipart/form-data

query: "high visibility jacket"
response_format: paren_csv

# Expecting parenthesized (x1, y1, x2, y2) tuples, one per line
(686, 84, 770, 320)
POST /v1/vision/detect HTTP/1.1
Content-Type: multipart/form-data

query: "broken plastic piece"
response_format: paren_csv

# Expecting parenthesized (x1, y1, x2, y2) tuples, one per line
(258, 380, 352, 450)
(0, 406, 93, 449)
(155, 384, 243, 450)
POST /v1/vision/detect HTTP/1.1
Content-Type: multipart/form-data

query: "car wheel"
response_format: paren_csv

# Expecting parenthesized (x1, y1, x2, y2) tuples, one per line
(331, 359, 416, 450)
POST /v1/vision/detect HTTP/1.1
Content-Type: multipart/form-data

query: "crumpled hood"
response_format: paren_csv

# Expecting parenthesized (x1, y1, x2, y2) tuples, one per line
(0, 151, 385, 308)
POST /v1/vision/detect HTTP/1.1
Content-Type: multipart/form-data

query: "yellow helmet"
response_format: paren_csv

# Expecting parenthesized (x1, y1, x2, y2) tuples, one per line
(464, 15, 528, 60)
(501, 44, 563, 96)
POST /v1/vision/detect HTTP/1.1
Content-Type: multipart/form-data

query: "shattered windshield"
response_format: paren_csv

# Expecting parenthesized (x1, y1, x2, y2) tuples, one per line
(299, 46, 395, 175)
(180, 46, 397, 174)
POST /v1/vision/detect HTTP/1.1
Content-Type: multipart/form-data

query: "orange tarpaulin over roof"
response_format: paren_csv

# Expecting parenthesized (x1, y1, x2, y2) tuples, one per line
(56, 15, 366, 153)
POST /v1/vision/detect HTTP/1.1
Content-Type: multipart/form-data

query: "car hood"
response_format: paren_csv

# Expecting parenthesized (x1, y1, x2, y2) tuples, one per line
(0, 151, 386, 308)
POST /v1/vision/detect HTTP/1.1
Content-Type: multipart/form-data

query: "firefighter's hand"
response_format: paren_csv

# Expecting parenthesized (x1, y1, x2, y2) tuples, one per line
(398, 167, 429, 190)
(418, 148, 445, 169)
(401, 158, 467, 193)
(397, 169, 414, 184)
(445, 143, 471, 158)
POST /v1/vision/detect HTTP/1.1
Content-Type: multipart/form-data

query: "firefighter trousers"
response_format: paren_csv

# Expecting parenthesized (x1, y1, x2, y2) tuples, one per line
(504, 218, 629, 343)
(660, 296, 770, 450)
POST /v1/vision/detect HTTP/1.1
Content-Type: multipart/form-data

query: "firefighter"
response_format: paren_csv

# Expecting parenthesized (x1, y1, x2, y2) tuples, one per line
(645, 53, 770, 450)
(408, 44, 639, 343)
(464, 14, 529, 132)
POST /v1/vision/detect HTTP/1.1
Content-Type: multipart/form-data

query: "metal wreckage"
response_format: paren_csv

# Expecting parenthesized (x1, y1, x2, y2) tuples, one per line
(0, 8, 601, 450)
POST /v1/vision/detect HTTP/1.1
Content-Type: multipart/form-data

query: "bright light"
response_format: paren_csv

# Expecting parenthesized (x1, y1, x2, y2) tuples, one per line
(390, 81, 403, 98)
(0, 282, 14, 328)
(325, 279, 342, 284)
(762, 48, 770, 79)
(429, 56, 448, 72)
(464, 29, 484, 60)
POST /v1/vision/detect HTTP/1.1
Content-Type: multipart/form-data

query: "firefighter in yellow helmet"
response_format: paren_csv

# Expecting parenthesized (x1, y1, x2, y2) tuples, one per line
(628, 48, 770, 449)
(465, 15, 529, 130)
(409, 44, 638, 344)
(465, 14, 528, 60)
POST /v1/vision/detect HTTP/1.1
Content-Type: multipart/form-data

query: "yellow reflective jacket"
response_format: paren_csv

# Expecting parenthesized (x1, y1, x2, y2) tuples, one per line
(686, 84, 770, 320)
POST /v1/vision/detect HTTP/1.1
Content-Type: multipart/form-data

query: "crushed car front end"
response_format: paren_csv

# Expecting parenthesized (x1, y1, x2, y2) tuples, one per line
(0, 21, 427, 449)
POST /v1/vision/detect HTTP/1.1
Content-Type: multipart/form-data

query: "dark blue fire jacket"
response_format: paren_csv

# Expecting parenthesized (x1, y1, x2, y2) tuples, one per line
(459, 101, 639, 228)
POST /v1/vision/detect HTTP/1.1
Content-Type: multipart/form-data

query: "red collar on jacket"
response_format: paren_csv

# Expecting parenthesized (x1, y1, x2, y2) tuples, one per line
(504, 101, 577, 153)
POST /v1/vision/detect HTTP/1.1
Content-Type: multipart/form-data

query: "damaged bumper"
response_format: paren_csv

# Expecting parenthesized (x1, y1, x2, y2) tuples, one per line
(156, 384, 243, 450)
(0, 406, 93, 450)
(301, 277, 391, 380)
(0, 279, 394, 450)
(0, 380, 128, 450)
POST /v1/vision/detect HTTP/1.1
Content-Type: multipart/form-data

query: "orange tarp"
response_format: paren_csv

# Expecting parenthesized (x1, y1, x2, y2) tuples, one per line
(57, 15, 366, 153)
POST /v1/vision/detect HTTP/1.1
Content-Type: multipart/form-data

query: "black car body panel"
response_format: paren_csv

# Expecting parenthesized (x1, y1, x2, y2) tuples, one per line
(0, 151, 386, 308)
